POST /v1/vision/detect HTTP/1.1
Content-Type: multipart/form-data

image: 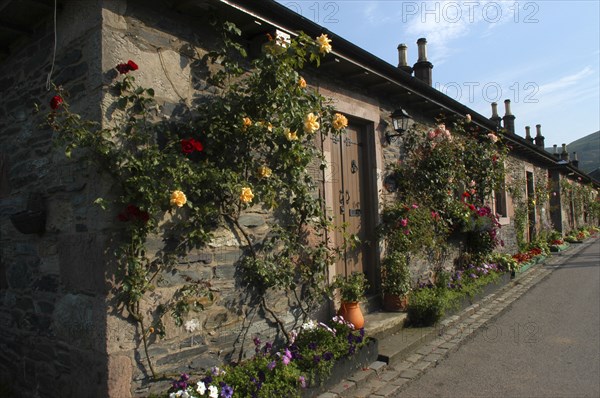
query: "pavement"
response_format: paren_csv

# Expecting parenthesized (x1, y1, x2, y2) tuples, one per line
(316, 237, 599, 398)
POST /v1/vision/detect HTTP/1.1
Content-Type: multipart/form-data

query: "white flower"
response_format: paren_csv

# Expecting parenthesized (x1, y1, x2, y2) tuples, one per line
(196, 381, 207, 395)
(208, 385, 219, 398)
(170, 391, 190, 398)
(301, 319, 317, 331)
(184, 319, 200, 333)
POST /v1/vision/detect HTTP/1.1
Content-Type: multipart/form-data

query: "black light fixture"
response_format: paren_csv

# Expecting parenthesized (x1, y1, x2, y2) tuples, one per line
(386, 108, 411, 144)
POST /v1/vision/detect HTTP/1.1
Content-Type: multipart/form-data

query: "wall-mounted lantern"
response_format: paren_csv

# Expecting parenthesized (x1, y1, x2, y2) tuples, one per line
(386, 108, 411, 144)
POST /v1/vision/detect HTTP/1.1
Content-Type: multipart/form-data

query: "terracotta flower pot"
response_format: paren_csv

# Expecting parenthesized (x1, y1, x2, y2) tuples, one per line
(383, 294, 409, 312)
(337, 301, 365, 329)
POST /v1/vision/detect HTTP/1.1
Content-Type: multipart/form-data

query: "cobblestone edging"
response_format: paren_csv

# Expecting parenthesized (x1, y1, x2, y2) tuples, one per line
(317, 239, 596, 398)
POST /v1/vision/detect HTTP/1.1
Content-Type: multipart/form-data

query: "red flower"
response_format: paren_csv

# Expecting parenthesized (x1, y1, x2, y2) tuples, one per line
(127, 60, 138, 71)
(50, 95, 63, 110)
(116, 60, 139, 74)
(181, 138, 204, 154)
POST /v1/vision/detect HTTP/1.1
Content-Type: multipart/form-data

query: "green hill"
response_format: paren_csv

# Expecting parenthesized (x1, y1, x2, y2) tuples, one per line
(546, 130, 599, 173)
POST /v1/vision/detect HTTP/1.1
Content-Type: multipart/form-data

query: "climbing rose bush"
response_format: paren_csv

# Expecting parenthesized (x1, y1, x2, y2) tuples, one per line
(48, 22, 345, 379)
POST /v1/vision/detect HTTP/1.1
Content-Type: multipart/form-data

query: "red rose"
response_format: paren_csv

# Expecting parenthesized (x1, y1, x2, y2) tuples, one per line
(127, 60, 138, 71)
(50, 95, 63, 110)
(116, 60, 139, 74)
(181, 138, 203, 154)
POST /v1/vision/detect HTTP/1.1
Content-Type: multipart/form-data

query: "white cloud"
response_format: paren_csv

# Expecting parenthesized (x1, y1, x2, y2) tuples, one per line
(402, 1, 523, 64)
(537, 67, 595, 95)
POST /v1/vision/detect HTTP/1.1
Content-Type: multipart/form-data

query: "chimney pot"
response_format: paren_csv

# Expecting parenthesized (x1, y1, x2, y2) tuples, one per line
(490, 102, 502, 130)
(553, 144, 559, 158)
(534, 124, 545, 147)
(525, 126, 533, 142)
(572, 152, 579, 168)
(504, 99, 513, 116)
(502, 99, 516, 134)
(561, 143, 569, 161)
(413, 38, 433, 85)
(397, 43, 413, 74)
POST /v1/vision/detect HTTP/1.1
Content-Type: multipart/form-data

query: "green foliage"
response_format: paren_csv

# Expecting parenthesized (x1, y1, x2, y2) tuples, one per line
(408, 260, 506, 326)
(380, 251, 412, 296)
(332, 272, 368, 302)
(407, 287, 459, 326)
(48, 22, 344, 378)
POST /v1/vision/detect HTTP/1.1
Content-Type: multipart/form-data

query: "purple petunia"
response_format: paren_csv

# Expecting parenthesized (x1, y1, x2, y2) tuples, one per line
(220, 384, 234, 398)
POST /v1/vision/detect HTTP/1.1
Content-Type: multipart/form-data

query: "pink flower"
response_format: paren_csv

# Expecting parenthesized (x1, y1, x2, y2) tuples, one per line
(487, 133, 498, 143)
(400, 218, 408, 227)
(427, 130, 437, 140)
(411, 204, 419, 209)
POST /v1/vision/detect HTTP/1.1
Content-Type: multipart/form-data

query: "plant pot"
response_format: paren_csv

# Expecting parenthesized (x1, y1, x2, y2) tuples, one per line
(337, 301, 365, 329)
(382, 293, 409, 312)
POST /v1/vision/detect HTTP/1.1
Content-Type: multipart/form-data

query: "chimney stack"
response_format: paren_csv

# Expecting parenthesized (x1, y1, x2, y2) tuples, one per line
(490, 102, 502, 130)
(502, 99, 515, 134)
(525, 126, 534, 144)
(413, 38, 433, 86)
(571, 152, 579, 168)
(397, 43, 413, 75)
(553, 144, 559, 159)
(534, 124, 545, 148)
(560, 143, 569, 161)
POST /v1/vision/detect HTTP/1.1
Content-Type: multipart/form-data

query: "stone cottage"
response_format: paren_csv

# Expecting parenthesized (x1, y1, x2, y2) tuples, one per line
(0, 0, 598, 397)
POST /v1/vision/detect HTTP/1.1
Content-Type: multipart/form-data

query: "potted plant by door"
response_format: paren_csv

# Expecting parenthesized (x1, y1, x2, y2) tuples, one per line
(333, 271, 369, 329)
(381, 251, 412, 312)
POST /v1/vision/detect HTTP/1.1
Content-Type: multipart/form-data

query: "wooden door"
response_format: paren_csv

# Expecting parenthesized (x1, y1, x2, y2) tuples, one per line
(330, 123, 369, 278)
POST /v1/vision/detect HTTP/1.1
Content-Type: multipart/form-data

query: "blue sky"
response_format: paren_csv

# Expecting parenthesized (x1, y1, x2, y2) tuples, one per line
(275, 1, 600, 147)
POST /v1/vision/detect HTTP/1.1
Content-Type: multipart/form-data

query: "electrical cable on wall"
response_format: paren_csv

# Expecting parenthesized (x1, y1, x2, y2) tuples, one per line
(45, 0, 58, 91)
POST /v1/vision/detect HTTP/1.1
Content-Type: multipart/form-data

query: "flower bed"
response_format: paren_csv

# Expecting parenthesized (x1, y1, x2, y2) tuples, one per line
(164, 316, 373, 398)
(407, 263, 508, 326)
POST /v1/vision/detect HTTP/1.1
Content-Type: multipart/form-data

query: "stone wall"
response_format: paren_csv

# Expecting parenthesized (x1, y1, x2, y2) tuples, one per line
(0, 1, 110, 397)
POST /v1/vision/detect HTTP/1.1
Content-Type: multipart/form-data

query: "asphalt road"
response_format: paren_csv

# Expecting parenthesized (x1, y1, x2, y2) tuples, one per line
(396, 239, 600, 398)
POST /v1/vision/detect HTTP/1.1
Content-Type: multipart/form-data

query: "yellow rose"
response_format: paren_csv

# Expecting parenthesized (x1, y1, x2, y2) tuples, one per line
(285, 128, 298, 141)
(298, 76, 307, 88)
(240, 187, 254, 203)
(304, 112, 320, 134)
(170, 190, 187, 207)
(242, 117, 252, 130)
(332, 113, 348, 130)
(258, 121, 273, 132)
(465, 114, 472, 124)
(258, 166, 272, 178)
(316, 34, 332, 54)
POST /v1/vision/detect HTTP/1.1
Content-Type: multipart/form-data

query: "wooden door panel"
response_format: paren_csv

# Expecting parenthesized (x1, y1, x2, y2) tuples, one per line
(330, 134, 346, 276)
(340, 125, 364, 272)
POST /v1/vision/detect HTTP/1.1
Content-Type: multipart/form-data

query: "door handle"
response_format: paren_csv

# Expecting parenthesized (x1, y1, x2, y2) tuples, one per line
(345, 190, 350, 204)
(339, 190, 345, 205)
